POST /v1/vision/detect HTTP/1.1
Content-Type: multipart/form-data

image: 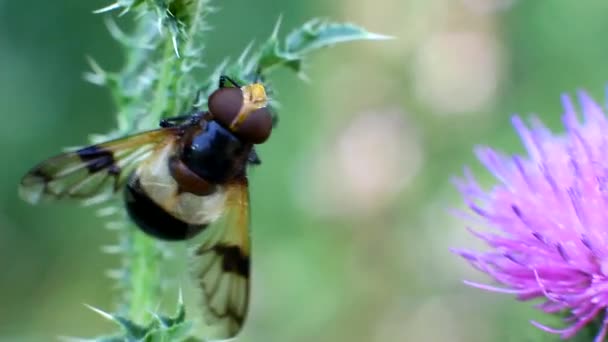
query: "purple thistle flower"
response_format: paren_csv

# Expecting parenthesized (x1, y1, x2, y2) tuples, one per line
(452, 90, 608, 341)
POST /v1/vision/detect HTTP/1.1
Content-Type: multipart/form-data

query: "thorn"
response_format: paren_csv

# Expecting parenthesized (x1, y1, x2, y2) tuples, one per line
(365, 32, 395, 40)
(93, 2, 121, 14)
(178, 287, 184, 305)
(105, 221, 125, 230)
(97, 206, 119, 217)
(118, 6, 130, 17)
(104, 17, 130, 46)
(83, 304, 115, 321)
(297, 72, 311, 83)
(82, 193, 113, 207)
(83, 56, 107, 85)
(85, 55, 105, 75)
(172, 35, 181, 58)
(83, 72, 105, 86)
(237, 41, 255, 65)
(148, 310, 167, 327)
(101, 245, 123, 254)
(271, 14, 283, 40)
(157, 16, 163, 34)
(302, 17, 322, 30)
(103, 19, 154, 50)
(105, 268, 125, 279)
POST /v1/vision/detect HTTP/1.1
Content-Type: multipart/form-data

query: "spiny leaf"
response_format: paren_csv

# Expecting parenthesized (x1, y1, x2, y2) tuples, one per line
(286, 19, 392, 55)
(79, 300, 191, 342)
(194, 17, 390, 97)
(93, 0, 145, 16)
(95, 0, 203, 57)
(253, 18, 392, 74)
(142, 321, 192, 342)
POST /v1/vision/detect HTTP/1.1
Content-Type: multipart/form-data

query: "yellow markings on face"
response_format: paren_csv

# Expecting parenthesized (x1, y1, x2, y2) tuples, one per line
(243, 83, 268, 108)
(229, 83, 268, 131)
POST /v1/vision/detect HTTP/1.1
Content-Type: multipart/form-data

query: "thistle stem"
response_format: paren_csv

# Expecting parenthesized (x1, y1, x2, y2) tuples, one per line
(127, 230, 162, 324)
(123, 17, 180, 325)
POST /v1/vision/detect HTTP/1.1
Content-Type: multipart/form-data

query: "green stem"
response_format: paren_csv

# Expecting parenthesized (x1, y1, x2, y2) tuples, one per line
(127, 230, 162, 324)
(125, 29, 180, 325)
(150, 41, 177, 121)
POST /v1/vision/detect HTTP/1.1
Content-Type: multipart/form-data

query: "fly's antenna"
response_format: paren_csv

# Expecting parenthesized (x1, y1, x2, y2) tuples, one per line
(219, 75, 241, 88)
(253, 68, 265, 84)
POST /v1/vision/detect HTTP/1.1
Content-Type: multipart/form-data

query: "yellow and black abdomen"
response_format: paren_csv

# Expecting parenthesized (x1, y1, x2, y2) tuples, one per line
(124, 120, 251, 241)
(124, 138, 228, 240)
(124, 177, 209, 240)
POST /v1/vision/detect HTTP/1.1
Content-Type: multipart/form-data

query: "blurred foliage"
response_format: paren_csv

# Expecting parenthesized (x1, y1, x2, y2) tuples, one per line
(4, 0, 608, 341)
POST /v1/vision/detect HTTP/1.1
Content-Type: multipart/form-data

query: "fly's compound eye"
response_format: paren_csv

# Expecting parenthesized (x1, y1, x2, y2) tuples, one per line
(208, 87, 273, 144)
(234, 107, 273, 144)
(208, 87, 243, 128)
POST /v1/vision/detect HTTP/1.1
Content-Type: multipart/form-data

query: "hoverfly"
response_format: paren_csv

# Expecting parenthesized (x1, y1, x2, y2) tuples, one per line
(18, 75, 274, 339)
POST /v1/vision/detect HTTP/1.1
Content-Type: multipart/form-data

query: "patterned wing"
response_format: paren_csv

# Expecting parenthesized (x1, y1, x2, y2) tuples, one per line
(190, 178, 251, 339)
(19, 128, 178, 206)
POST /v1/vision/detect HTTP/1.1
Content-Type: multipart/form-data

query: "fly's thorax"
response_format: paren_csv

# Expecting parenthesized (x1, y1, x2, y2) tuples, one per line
(178, 120, 251, 183)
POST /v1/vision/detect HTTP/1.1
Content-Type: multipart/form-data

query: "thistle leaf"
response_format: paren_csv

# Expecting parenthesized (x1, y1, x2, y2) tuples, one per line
(193, 18, 390, 106)
(286, 19, 392, 55)
(253, 18, 392, 74)
(77, 300, 191, 342)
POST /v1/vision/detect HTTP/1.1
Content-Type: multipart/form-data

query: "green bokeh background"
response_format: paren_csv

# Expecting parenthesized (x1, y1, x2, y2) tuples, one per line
(2, 0, 608, 341)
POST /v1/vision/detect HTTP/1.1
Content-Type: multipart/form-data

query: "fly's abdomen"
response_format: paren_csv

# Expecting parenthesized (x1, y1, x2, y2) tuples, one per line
(124, 177, 206, 240)
(124, 140, 228, 241)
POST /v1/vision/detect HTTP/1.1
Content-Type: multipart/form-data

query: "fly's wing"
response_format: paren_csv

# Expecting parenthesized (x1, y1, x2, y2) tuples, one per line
(19, 128, 178, 206)
(189, 178, 251, 339)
